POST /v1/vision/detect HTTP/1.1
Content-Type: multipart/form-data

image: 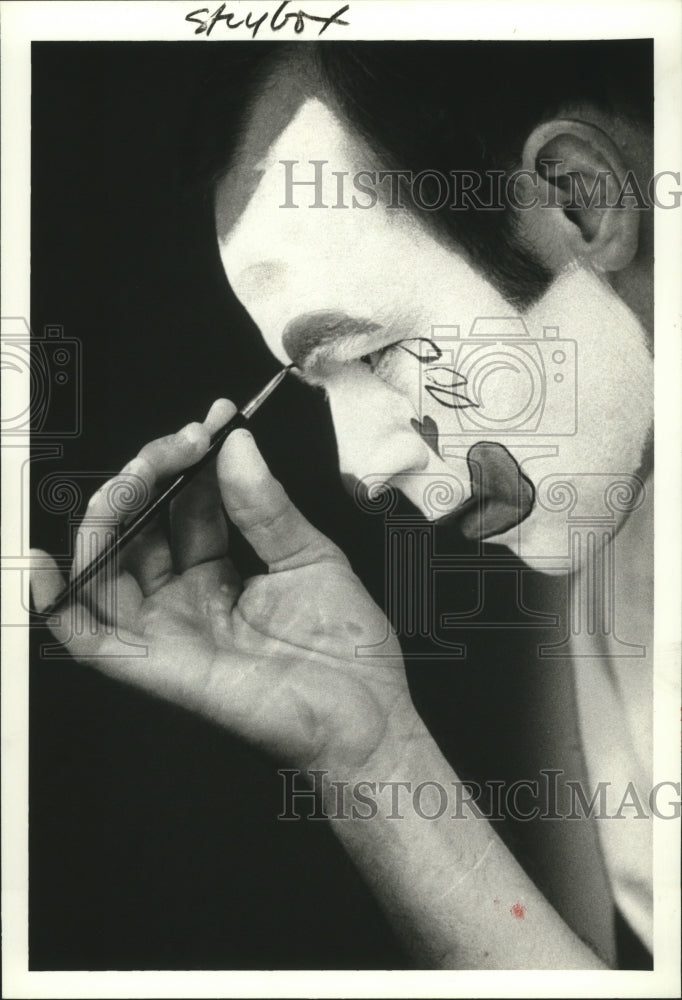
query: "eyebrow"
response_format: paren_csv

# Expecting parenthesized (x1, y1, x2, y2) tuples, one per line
(282, 311, 385, 376)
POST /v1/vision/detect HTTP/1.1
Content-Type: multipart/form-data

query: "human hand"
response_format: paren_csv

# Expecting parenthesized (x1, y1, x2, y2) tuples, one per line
(31, 400, 416, 772)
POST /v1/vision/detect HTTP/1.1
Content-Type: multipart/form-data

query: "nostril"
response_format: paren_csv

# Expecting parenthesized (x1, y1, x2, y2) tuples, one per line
(340, 474, 380, 511)
(340, 472, 360, 498)
(341, 473, 400, 515)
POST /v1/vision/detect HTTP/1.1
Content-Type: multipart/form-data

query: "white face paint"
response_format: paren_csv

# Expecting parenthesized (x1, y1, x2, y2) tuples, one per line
(215, 77, 653, 573)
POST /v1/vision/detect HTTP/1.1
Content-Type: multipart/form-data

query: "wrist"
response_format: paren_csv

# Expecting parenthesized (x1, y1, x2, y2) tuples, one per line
(312, 698, 434, 808)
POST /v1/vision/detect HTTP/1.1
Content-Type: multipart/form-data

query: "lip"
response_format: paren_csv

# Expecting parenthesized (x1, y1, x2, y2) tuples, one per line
(437, 442, 535, 541)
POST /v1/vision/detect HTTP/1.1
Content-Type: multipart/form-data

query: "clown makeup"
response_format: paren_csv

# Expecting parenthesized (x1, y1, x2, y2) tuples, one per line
(215, 69, 653, 573)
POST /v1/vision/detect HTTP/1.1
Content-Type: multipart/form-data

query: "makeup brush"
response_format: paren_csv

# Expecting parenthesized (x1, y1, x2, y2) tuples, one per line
(40, 365, 294, 618)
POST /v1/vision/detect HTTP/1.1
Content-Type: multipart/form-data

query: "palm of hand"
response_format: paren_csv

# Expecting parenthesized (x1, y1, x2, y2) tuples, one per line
(124, 553, 407, 770)
(32, 412, 410, 773)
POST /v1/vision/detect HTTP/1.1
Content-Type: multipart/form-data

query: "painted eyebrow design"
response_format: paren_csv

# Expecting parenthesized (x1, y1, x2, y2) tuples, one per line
(288, 327, 477, 410)
(398, 339, 443, 362)
(399, 338, 478, 409)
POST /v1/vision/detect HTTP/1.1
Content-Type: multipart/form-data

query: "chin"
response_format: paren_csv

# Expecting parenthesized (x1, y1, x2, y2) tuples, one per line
(494, 507, 628, 577)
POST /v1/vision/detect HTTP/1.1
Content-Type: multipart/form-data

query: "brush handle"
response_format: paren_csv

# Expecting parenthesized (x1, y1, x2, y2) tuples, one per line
(40, 411, 250, 617)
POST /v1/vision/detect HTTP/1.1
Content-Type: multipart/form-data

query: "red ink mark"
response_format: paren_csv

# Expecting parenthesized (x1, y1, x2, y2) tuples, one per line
(510, 901, 526, 920)
(493, 897, 500, 905)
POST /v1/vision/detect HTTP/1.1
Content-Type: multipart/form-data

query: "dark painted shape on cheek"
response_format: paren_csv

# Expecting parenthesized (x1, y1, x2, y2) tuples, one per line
(410, 415, 440, 456)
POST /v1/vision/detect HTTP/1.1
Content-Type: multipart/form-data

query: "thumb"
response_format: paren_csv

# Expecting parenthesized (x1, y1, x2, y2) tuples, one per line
(216, 429, 347, 572)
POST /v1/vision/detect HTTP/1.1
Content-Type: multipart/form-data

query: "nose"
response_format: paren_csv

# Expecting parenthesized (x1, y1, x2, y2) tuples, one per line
(327, 367, 426, 477)
(326, 368, 470, 519)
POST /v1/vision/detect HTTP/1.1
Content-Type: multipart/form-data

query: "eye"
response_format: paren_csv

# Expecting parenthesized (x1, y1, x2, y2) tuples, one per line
(359, 337, 441, 373)
(359, 349, 387, 371)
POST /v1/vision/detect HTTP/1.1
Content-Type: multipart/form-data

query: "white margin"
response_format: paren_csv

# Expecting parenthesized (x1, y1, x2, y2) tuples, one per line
(2, 2, 680, 997)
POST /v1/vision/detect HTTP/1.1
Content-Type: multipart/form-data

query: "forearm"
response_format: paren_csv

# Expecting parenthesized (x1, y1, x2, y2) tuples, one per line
(319, 710, 610, 970)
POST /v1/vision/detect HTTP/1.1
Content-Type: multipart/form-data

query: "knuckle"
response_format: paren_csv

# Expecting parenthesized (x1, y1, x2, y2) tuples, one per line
(230, 478, 288, 528)
(176, 421, 210, 453)
(182, 497, 222, 524)
(231, 498, 289, 534)
(94, 480, 124, 519)
(122, 455, 154, 480)
(137, 423, 210, 468)
(86, 485, 104, 509)
(87, 469, 151, 522)
(138, 436, 173, 465)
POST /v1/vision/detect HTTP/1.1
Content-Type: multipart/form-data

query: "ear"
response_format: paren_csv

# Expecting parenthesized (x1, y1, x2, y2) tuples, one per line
(518, 119, 640, 272)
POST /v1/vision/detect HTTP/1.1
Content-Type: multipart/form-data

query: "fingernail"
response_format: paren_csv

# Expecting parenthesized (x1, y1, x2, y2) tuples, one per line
(223, 429, 268, 486)
(205, 398, 234, 423)
(227, 428, 255, 447)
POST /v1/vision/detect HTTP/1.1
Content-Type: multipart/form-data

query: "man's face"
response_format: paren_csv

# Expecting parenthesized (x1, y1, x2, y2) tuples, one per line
(215, 64, 653, 573)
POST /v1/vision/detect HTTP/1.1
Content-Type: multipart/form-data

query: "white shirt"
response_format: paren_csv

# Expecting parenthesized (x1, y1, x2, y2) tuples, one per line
(572, 476, 653, 953)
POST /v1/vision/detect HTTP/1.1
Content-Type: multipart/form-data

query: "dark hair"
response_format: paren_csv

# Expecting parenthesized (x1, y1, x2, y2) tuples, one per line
(184, 40, 653, 308)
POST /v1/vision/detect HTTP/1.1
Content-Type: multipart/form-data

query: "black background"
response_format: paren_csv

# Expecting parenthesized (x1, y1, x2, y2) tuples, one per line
(30, 42, 575, 970)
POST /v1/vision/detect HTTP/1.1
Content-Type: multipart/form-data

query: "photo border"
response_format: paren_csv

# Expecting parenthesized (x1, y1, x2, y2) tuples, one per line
(2, 2, 680, 997)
